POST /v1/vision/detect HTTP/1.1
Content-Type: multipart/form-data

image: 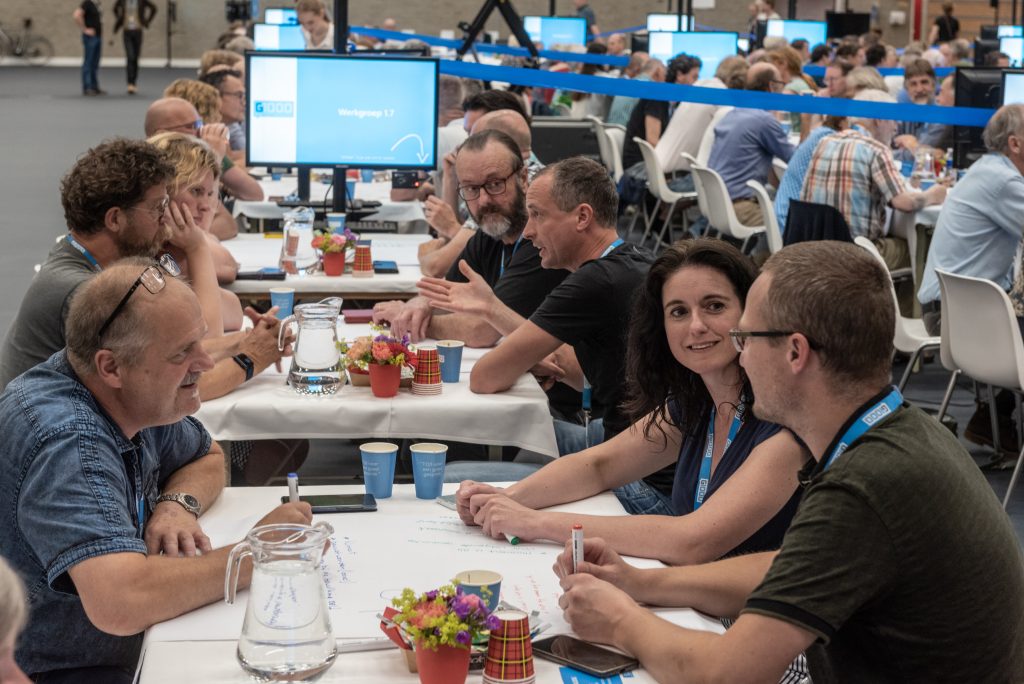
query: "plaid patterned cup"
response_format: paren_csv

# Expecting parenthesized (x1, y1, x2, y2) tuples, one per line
(353, 244, 373, 277)
(483, 609, 535, 683)
(413, 345, 441, 385)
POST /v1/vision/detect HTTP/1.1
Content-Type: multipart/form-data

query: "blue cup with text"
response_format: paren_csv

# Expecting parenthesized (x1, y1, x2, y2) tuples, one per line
(436, 340, 465, 383)
(454, 570, 502, 613)
(269, 287, 295, 319)
(411, 442, 448, 499)
(345, 179, 357, 202)
(360, 441, 398, 499)
(326, 212, 346, 233)
(361, 168, 374, 183)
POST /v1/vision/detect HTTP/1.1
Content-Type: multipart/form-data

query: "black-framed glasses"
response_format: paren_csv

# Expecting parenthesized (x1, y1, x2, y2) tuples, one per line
(458, 170, 517, 201)
(97, 254, 181, 343)
(729, 328, 809, 353)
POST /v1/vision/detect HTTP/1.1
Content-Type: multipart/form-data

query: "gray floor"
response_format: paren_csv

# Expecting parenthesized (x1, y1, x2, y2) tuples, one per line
(2, 66, 1022, 544)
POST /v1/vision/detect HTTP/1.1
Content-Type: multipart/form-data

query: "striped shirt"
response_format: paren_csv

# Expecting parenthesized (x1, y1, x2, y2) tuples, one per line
(799, 129, 907, 241)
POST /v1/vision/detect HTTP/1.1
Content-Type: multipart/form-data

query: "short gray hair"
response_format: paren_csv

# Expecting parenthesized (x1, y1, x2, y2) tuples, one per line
(850, 88, 897, 127)
(984, 104, 1024, 153)
(0, 556, 27, 647)
(533, 156, 618, 228)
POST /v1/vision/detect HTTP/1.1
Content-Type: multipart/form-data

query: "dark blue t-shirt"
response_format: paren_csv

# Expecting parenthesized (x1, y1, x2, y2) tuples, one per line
(668, 399, 802, 558)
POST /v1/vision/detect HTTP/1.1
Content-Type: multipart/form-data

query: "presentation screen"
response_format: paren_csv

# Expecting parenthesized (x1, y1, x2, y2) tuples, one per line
(1001, 36, 1024, 67)
(253, 24, 306, 51)
(998, 25, 1024, 38)
(648, 31, 738, 80)
(1003, 71, 1024, 105)
(522, 16, 587, 48)
(646, 14, 694, 32)
(766, 19, 827, 47)
(264, 8, 298, 25)
(246, 53, 439, 169)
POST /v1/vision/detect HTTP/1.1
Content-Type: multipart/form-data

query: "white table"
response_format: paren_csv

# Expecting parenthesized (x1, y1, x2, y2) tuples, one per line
(193, 325, 559, 458)
(137, 484, 725, 683)
(224, 234, 431, 299)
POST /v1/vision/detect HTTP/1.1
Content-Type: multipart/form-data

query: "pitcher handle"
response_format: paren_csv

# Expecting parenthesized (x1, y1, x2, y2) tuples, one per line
(278, 314, 296, 352)
(224, 540, 253, 604)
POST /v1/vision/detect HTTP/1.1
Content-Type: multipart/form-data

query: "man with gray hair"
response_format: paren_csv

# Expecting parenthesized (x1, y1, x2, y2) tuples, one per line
(0, 259, 311, 682)
(799, 88, 946, 271)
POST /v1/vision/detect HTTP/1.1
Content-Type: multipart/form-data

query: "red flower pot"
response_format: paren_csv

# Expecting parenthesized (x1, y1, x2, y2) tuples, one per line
(368, 363, 401, 398)
(415, 642, 470, 684)
(322, 251, 345, 276)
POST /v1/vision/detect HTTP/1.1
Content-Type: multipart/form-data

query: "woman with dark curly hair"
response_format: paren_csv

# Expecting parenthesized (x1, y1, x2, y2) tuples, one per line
(456, 239, 806, 565)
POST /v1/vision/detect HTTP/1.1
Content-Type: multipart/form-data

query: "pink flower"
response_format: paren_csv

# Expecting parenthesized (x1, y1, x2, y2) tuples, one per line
(371, 341, 393, 362)
(330, 233, 346, 246)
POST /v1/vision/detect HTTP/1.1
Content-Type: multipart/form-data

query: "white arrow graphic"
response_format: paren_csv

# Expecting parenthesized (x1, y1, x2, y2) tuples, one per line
(390, 133, 429, 163)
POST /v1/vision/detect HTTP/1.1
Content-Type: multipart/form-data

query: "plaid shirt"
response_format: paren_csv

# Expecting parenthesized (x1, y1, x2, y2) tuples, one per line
(799, 129, 907, 240)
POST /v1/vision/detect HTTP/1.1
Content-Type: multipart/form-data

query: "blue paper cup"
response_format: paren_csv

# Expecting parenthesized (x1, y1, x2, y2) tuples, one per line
(361, 168, 374, 183)
(345, 179, 357, 201)
(360, 442, 398, 499)
(454, 570, 502, 613)
(411, 442, 448, 499)
(269, 287, 295, 319)
(326, 212, 346, 233)
(436, 340, 465, 383)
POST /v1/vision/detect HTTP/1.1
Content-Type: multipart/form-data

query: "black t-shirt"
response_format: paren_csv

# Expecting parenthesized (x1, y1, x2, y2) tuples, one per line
(934, 14, 959, 42)
(622, 98, 669, 170)
(446, 230, 580, 417)
(81, 0, 103, 36)
(529, 242, 653, 438)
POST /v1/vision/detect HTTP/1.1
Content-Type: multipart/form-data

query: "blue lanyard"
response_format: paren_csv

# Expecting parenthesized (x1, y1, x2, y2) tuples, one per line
(137, 496, 146, 530)
(599, 238, 624, 259)
(823, 387, 903, 471)
(694, 404, 745, 510)
(498, 234, 524, 279)
(65, 234, 101, 272)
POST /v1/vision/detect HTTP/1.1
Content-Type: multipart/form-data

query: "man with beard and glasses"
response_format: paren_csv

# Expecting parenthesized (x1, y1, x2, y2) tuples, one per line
(0, 138, 235, 391)
(373, 130, 569, 349)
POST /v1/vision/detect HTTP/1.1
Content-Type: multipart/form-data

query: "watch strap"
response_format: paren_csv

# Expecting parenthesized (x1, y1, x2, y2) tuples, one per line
(232, 352, 255, 381)
(156, 493, 201, 517)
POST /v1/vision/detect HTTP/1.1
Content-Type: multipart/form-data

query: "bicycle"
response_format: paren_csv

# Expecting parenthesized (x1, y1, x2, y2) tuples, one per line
(0, 18, 54, 66)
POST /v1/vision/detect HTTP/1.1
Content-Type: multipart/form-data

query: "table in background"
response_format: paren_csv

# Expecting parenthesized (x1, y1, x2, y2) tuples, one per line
(193, 325, 559, 459)
(224, 234, 431, 301)
(138, 484, 725, 683)
(892, 204, 941, 318)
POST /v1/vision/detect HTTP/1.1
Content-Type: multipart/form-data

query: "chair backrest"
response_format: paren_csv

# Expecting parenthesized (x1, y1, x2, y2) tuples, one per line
(681, 153, 708, 217)
(854, 237, 932, 352)
(696, 106, 733, 166)
(585, 115, 617, 178)
(936, 269, 1024, 390)
(689, 162, 751, 238)
(604, 125, 626, 182)
(635, 137, 682, 203)
(784, 200, 853, 245)
(745, 180, 784, 254)
(771, 157, 788, 184)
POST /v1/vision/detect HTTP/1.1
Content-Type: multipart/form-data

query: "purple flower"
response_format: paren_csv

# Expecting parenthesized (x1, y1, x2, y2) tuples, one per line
(425, 590, 438, 601)
(456, 630, 471, 645)
(485, 614, 501, 631)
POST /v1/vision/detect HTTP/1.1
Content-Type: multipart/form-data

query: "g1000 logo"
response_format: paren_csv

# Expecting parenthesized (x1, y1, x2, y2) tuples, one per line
(254, 101, 294, 117)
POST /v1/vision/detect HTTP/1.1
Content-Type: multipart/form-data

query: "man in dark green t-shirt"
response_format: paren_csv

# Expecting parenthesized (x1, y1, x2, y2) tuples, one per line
(553, 241, 1024, 682)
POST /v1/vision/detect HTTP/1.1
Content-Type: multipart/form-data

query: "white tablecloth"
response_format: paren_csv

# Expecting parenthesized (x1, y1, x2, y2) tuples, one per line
(193, 325, 559, 457)
(138, 484, 725, 683)
(233, 177, 425, 225)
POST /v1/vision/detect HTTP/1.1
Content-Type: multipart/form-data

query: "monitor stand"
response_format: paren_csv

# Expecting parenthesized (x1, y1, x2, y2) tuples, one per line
(332, 166, 348, 214)
(456, 0, 540, 65)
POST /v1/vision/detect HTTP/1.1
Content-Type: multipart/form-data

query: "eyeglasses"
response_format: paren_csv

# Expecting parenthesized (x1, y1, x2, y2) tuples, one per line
(132, 195, 170, 220)
(458, 170, 517, 201)
(167, 118, 204, 133)
(221, 90, 246, 101)
(728, 328, 818, 353)
(97, 254, 181, 343)
(770, 79, 788, 90)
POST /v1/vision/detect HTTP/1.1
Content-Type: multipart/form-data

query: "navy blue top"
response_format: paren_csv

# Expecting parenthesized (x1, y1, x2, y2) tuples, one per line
(668, 399, 803, 558)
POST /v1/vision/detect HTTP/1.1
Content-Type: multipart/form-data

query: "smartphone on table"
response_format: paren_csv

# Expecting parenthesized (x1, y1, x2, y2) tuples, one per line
(280, 493, 377, 513)
(532, 635, 639, 677)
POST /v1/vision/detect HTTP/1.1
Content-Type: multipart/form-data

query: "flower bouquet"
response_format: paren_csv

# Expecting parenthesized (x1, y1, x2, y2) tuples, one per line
(311, 228, 357, 276)
(341, 329, 417, 397)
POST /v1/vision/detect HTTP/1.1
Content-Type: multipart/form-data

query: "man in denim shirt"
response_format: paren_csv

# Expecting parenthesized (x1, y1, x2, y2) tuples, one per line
(0, 260, 311, 683)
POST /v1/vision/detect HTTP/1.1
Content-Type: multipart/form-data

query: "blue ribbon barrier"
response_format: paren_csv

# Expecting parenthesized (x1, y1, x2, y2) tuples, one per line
(803, 65, 956, 78)
(438, 59, 995, 127)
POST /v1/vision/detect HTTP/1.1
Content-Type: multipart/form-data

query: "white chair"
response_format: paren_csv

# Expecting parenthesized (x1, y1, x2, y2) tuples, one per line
(634, 138, 697, 248)
(696, 106, 732, 167)
(585, 115, 617, 180)
(603, 124, 626, 183)
(771, 157, 789, 185)
(936, 269, 1024, 509)
(687, 159, 766, 254)
(745, 180, 784, 255)
(854, 237, 941, 393)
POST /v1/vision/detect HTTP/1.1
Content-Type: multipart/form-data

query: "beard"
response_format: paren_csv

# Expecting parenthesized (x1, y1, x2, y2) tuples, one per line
(474, 182, 528, 241)
(117, 217, 169, 259)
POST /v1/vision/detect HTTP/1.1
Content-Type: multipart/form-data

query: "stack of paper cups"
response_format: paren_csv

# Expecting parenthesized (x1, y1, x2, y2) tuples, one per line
(353, 244, 373, 277)
(483, 610, 535, 684)
(411, 345, 442, 395)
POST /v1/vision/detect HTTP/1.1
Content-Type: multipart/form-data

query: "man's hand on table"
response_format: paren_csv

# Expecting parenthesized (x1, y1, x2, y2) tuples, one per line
(455, 481, 504, 525)
(241, 307, 291, 373)
(530, 354, 565, 391)
(471, 493, 544, 543)
(558, 571, 642, 647)
(145, 502, 212, 557)
(418, 260, 498, 318)
(372, 298, 432, 342)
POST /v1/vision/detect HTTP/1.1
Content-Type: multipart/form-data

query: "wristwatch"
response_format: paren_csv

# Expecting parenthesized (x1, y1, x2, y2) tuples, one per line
(155, 493, 202, 517)
(232, 352, 255, 381)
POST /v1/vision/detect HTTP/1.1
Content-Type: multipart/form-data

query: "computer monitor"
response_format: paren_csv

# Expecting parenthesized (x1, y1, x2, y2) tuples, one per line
(737, 37, 750, 53)
(825, 11, 870, 39)
(953, 67, 1003, 168)
(631, 33, 649, 54)
(264, 7, 298, 25)
(522, 16, 587, 48)
(975, 39, 1001, 66)
(766, 19, 827, 47)
(647, 31, 738, 80)
(253, 24, 306, 51)
(1001, 36, 1024, 66)
(998, 25, 1024, 38)
(646, 13, 693, 32)
(245, 52, 439, 169)
(1002, 70, 1024, 104)
(530, 117, 603, 166)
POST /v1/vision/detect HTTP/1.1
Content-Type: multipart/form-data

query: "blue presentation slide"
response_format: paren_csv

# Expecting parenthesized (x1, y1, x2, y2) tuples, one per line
(249, 56, 438, 168)
(648, 32, 738, 80)
(998, 25, 1024, 38)
(1004, 73, 1024, 105)
(766, 20, 827, 47)
(523, 16, 587, 48)
(254, 24, 306, 51)
(1002, 36, 1024, 67)
(264, 8, 298, 25)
